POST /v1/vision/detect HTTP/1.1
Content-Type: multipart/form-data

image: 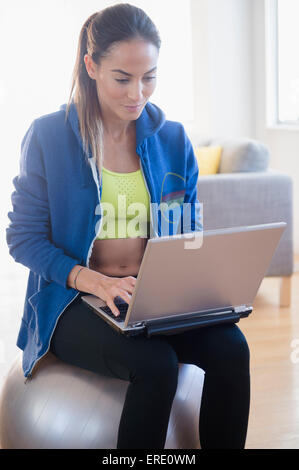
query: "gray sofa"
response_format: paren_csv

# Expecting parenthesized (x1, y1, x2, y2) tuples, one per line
(190, 134, 294, 307)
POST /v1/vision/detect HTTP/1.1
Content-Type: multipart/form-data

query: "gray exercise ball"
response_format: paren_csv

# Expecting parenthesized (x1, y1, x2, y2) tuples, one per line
(0, 351, 204, 449)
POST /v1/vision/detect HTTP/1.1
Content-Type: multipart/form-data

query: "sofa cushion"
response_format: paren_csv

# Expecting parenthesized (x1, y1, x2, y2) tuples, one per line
(210, 137, 270, 173)
(194, 146, 222, 175)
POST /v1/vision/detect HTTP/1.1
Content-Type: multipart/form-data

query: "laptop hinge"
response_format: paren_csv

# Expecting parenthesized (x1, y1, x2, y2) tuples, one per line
(145, 311, 241, 338)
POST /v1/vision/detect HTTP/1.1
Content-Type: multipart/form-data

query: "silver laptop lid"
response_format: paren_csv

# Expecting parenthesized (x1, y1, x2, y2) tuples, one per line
(126, 222, 286, 325)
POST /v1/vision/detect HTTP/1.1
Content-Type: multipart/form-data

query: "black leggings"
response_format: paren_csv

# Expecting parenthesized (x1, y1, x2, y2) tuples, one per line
(49, 294, 250, 449)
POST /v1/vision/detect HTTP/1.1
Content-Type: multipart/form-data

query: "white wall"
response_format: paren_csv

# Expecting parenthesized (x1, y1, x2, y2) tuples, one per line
(189, 0, 299, 254)
(188, 0, 254, 139)
(252, 0, 299, 254)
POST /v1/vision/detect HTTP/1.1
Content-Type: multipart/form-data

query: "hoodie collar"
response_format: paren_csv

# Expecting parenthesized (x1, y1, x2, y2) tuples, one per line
(59, 99, 166, 159)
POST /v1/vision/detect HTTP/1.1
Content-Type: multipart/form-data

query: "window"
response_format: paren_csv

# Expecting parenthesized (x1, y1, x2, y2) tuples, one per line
(265, 0, 299, 127)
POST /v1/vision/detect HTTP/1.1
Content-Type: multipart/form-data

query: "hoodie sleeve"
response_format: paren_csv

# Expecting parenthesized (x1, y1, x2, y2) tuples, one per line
(181, 129, 203, 233)
(6, 119, 81, 289)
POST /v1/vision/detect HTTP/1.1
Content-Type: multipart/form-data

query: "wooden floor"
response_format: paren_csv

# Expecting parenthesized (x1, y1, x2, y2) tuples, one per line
(240, 256, 299, 449)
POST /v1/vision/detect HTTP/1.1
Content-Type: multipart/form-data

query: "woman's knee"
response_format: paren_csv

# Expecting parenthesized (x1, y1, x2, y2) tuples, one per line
(203, 324, 250, 375)
(228, 326, 250, 373)
(131, 338, 179, 387)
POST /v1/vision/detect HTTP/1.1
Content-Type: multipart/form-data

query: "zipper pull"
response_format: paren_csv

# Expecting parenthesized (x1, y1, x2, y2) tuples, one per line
(24, 373, 32, 384)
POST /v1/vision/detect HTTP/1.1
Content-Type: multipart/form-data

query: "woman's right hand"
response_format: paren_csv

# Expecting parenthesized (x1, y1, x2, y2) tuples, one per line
(93, 274, 137, 317)
(67, 265, 137, 317)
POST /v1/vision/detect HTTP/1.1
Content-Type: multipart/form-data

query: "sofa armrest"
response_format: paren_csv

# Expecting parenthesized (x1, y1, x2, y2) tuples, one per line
(197, 169, 293, 276)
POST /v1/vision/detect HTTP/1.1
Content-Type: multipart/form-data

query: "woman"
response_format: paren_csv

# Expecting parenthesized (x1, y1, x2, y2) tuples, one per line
(6, 3, 250, 449)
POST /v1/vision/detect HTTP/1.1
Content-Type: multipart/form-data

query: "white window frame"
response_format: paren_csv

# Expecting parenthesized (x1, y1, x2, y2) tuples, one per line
(265, 0, 299, 130)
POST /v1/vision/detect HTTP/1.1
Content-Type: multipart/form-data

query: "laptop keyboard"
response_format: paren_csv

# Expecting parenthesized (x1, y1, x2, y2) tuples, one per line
(101, 303, 129, 322)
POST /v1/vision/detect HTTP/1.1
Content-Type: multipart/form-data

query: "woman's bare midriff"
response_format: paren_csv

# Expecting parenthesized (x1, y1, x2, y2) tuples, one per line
(89, 237, 149, 277)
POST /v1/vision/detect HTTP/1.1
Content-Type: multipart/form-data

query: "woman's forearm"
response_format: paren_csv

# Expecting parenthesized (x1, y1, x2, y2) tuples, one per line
(67, 264, 106, 295)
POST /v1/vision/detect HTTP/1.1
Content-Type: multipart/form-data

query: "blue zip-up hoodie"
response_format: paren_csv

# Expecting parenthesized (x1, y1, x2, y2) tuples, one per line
(6, 100, 203, 379)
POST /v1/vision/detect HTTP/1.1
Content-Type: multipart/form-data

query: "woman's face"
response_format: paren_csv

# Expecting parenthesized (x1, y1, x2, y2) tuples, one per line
(84, 39, 159, 124)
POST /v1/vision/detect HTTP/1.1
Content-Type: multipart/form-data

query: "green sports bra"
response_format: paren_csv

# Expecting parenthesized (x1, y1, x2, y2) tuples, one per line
(96, 166, 150, 239)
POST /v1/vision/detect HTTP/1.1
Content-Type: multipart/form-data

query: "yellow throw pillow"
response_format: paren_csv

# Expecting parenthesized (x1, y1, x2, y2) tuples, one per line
(194, 146, 222, 176)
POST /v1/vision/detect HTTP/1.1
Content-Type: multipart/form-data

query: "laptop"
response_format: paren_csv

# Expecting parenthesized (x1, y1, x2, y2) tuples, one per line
(81, 222, 286, 337)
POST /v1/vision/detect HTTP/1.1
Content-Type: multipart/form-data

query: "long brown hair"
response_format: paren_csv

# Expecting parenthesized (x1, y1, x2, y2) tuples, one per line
(65, 3, 161, 180)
